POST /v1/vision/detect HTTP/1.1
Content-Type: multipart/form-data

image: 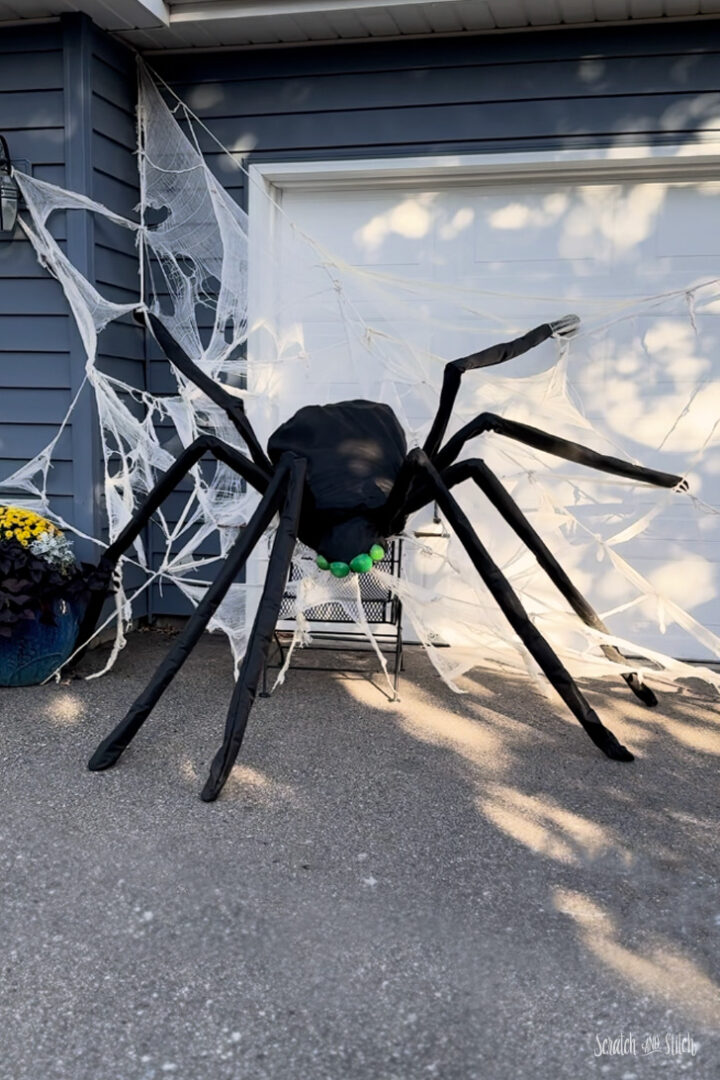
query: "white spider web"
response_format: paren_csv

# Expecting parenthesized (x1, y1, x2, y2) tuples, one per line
(2, 60, 720, 701)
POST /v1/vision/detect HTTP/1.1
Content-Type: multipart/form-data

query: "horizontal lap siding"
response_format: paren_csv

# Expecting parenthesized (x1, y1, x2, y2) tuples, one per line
(91, 30, 143, 382)
(152, 22, 720, 180)
(0, 17, 147, 618)
(90, 25, 148, 615)
(0, 24, 71, 522)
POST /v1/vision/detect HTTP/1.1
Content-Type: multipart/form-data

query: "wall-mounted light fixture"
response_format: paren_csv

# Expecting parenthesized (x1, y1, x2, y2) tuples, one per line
(0, 136, 19, 234)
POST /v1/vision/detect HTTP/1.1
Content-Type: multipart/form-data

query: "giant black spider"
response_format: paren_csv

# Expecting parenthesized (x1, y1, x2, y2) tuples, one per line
(74, 311, 687, 801)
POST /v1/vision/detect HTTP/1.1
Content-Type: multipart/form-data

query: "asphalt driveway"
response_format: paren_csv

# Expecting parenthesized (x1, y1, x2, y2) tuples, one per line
(0, 629, 718, 1079)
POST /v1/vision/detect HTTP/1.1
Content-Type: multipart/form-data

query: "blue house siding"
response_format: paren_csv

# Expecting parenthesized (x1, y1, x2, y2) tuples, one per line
(88, 20, 147, 614)
(154, 21, 720, 173)
(0, 14, 146, 612)
(0, 22, 74, 527)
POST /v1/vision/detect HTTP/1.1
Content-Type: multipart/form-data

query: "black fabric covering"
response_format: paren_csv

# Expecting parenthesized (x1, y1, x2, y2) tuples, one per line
(202, 455, 305, 801)
(145, 311, 273, 475)
(88, 454, 304, 800)
(436, 412, 685, 487)
(67, 435, 269, 670)
(422, 319, 567, 459)
(268, 400, 408, 562)
(394, 450, 634, 762)
(439, 459, 658, 707)
(268, 400, 407, 511)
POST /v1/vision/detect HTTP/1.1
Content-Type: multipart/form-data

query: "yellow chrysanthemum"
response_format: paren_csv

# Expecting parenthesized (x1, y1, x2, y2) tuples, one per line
(0, 505, 62, 547)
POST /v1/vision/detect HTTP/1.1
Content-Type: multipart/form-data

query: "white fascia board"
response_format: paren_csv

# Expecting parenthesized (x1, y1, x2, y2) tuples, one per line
(137, 0, 170, 24)
(108, 0, 169, 26)
(170, 0, 463, 22)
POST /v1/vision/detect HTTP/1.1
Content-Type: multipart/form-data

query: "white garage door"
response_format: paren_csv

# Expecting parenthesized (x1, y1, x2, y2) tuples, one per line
(249, 154, 720, 660)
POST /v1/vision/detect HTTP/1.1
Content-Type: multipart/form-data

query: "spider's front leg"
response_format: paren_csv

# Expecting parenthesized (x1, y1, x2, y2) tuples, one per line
(386, 449, 634, 763)
(423, 315, 579, 459)
(66, 435, 270, 671)
(89, 452, 305, 803)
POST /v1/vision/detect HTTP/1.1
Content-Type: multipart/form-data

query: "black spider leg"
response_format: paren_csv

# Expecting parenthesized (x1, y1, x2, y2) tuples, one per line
(408, 459, 658, 707)
(435, 411, 688, 489)
(201, 455, 306, 802)
(423, 315, 579, 459)
(88, 453, 304, 794)
(67, 435, 270, 670)
(144, 310, 274, 475)
(385, 450, 634, 763)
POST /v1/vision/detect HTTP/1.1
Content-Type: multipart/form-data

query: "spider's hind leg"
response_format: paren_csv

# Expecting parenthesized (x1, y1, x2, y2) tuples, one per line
(395, 450, 633, 763)
(440, 459, 658, 708)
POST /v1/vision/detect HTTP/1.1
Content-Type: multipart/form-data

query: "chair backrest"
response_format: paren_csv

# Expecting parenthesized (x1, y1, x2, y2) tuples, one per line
(279, 540, 402, 625)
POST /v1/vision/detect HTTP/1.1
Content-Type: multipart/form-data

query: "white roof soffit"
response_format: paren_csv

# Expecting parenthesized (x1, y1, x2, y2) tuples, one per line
(0, 0, 718, 50)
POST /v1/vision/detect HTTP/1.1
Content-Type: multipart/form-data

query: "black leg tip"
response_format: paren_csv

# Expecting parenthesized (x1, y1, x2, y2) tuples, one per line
(199, 781, 220, 803)
(585, 718, 634, 762)
(88, 745, 123, 771)
(625, 674, 658, 708)
(604, 741, 635, 763)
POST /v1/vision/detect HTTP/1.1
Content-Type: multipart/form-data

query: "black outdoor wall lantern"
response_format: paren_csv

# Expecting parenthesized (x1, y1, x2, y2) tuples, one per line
(0, 135, 19, 234)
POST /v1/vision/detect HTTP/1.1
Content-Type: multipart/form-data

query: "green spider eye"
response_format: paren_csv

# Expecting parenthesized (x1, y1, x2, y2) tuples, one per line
(369, 544, 385, 563)
(330, 561, 350, 578)
(349, 553, 373, 574)
(316, 554, 329, 570)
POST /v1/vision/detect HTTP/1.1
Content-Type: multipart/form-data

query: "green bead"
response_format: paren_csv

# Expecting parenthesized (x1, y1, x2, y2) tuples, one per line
(369, 544, 385, 563)
(350, 553, 373, 574)
(330, 561, 350, 578)
(316, 554, 329, 570)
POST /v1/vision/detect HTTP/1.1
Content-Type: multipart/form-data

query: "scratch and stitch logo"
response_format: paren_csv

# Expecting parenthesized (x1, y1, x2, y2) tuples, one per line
(593, 1031, 699, 1059)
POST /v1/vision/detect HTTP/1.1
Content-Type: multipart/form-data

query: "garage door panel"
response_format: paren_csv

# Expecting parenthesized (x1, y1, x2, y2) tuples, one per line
(282, 188, 437, 269)
(261, 169, 720, 659)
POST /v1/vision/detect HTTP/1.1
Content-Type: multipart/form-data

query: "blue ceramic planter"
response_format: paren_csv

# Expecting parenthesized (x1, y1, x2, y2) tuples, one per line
(0, 600, 80, 687)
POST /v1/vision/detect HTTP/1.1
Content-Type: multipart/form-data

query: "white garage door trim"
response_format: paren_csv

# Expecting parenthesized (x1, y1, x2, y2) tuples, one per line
(248, 141, 720, 196)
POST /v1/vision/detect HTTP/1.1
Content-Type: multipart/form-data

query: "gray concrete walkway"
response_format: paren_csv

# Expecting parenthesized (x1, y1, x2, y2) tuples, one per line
(0, 630, 718, 1080)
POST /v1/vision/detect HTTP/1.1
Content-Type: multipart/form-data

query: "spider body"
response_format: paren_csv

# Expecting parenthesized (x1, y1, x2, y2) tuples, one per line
(267, 400, 406, 565)
(75, 310, 688, 801)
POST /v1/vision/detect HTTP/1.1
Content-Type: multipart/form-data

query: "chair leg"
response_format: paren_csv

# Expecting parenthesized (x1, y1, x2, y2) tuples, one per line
(393, 599, 403, 700)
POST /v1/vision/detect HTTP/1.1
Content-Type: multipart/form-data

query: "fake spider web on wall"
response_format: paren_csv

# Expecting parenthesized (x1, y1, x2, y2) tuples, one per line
(3, 60, 720, 700)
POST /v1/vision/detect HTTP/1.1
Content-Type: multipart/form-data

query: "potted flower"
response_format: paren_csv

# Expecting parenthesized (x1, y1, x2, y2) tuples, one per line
(0, 506, 109, 686)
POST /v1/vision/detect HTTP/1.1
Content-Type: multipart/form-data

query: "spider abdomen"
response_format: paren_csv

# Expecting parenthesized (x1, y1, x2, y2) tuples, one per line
(268, 400, 407, 513)
(267, 400, 408, 563)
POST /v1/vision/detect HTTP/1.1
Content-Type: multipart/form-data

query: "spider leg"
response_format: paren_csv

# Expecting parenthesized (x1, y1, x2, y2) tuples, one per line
(88, 453, 303, 780)
(437, 458, 658, 707)
(435, 411, 687, 490)
(143, 310, 273, 475)
(201, 456, 306, 801)
(67, 434, 270, 669)
(423, 315, 579, 459)
(394, 449, 634, 763)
